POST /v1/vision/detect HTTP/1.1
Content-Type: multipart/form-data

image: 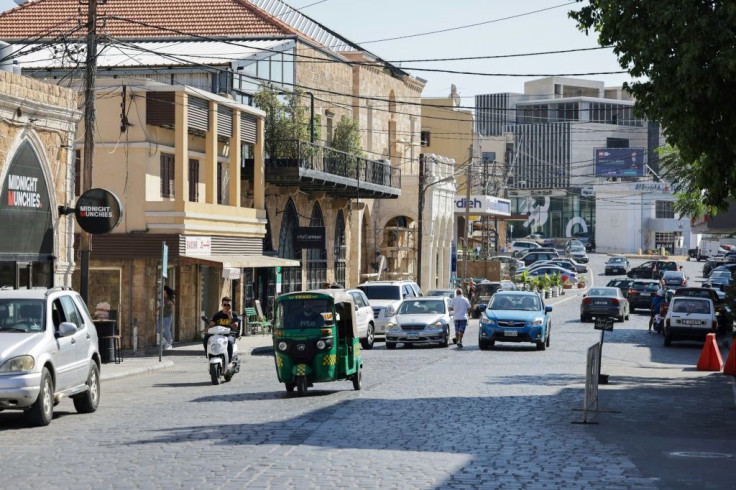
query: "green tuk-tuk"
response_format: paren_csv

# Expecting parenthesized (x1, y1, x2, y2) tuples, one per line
(272, 290, 363, 395)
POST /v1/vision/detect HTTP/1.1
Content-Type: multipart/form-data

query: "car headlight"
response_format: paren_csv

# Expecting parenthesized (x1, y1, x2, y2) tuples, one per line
(431, 321, 444, 329)
(316, 340, 326, 350)
(385, 305, 397, 317)
(528, 317, 544, 326)
(0, 355, 35, 373)
(386, 322, 400, 331)
(480, 316, 495, 326)
(278, 341, 288, 351)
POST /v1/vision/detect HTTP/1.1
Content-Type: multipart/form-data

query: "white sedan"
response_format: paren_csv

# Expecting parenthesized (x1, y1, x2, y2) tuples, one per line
(385, 297, 453, 349)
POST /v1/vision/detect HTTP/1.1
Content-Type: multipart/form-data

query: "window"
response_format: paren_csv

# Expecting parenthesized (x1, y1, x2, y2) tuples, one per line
(188, 159, 199, 202)
(325, 111, 334, 144)
(160, 153, 174, 198)
(655, 201, 675, 219)
(420, 130, 431, 147)
(607, 138, 629, 148)
(74, 150, 81, 196)
(482, 152, 496, 163)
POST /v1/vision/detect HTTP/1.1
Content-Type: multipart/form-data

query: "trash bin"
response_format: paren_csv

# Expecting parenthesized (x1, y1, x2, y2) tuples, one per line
(93, 320, 117, 364)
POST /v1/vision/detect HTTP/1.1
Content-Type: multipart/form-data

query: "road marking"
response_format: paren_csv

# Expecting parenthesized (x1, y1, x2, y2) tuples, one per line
(669, 451, 733, 459)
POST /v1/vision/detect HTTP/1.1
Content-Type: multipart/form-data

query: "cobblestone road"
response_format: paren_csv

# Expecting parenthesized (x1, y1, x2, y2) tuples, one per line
(1, 255, 735, 489)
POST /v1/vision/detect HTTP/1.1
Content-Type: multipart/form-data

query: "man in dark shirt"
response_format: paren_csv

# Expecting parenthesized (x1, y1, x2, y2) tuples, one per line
(203, 296, 239, 360)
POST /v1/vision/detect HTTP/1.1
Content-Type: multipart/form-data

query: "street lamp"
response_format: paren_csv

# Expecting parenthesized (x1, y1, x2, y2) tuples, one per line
(417, 154, 456, 291)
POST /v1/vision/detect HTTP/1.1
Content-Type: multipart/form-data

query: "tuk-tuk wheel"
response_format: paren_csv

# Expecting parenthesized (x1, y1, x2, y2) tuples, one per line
(285, 383, 295, 392)
(352, 366, 362, 391)
(296, 376, 308, 395)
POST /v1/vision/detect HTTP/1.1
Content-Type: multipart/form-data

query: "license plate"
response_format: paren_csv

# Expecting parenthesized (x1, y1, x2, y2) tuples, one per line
(407, 334, 419, 339)
(594, 301, 607, 305)
(682, 319, 702, 325)
(504, 330, 518, 337)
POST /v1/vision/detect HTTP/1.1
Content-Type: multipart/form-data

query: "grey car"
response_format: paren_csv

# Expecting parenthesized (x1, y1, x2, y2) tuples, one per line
(385, 297, 453, 349)
(580, 287, 630, 322)
(0, 287, 101, 426)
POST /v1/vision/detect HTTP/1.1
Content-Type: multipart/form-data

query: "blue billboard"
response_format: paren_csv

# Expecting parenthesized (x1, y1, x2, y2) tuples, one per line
(595, 148, 645, 177)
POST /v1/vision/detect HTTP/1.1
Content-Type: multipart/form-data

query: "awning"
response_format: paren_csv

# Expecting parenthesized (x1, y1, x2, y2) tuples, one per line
(180, 255, 300, 268)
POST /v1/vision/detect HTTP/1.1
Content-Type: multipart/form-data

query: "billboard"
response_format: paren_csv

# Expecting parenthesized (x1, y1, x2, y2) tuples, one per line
(595, 148, 645, 177)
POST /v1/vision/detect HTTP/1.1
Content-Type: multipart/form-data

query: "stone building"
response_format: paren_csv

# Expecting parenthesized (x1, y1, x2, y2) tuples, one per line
(0, 69, 80, 289)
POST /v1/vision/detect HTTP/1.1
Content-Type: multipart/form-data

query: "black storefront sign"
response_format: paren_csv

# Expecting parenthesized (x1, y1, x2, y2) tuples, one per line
(75, 188, 123, 234)
(0, 141, 53, 260)
(294, 226, 326, 250)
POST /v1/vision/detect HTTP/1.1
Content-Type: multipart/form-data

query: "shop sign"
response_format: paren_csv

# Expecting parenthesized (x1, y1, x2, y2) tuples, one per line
(454, 195, 511, 217)
(75, 188, 123, 234)
(294, 227, 326, 250)
(222, 267, 241, 280)
(185, 236, 212, 255)
(0, 141, 53, 257)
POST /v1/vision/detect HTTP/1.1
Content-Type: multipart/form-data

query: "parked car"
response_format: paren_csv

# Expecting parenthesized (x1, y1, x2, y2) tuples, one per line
(526, 259, 577, 275)
(702, 269, 732, 292)
(516, 265, 578, 284)
(567, 245, 589, 264)
(426, 289, 456, 300)
(478, 291, 552, 350)
(511, 240, 541, 255)
(663, 296, 717, 346)
(385, 297, 453, 349)
(357, 280, 421, 340)
(660, 270, 688, 289)
(346, 288, 376, 349)
(489, 256, 524, 275)
(470, 281, 517, 319)
(520, 250, 560, 267)
(0, 287, 101, 426)
(627, 260, 679, 280)
(604, 256, 630, 275)
(580, 287, 630, 322)
(626, 279, 660, 312)
(606, 278, 635, 294)
(565, 239, 585, 253)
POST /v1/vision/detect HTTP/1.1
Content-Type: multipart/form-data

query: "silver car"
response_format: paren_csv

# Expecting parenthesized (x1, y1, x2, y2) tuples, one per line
(385, 297, 453, 349)
(0, 287, 101, 426)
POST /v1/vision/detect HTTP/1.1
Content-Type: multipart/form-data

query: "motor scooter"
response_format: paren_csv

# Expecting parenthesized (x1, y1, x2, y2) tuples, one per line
(202, 315, 241, 385)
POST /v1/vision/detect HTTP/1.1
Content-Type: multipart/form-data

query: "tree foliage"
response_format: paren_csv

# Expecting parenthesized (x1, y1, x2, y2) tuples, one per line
(570, 1, 736, 213)
(331, 116, 363, 157)
(253, 85, 318, 159)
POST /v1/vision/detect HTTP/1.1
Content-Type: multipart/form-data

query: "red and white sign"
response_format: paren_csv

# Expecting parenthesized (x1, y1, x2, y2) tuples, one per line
(186, 236, 212, 255)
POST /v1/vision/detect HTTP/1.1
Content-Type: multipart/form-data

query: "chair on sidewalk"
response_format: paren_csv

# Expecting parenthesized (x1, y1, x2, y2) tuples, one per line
(254, 300, 273, 334)
(244, 307, 269, 335)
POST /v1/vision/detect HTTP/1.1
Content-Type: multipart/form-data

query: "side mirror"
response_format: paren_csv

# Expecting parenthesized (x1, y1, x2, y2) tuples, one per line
(354, 305, 359, 311)
(56, 321, 78, 338)
(545, 306, 553, 313)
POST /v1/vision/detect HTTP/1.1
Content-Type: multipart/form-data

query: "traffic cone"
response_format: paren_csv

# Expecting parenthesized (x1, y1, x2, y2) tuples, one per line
(723, 340, 736, 376)
(696, 333, 723, 371)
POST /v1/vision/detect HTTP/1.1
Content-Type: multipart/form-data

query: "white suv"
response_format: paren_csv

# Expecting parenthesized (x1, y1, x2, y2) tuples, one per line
(0, 287, 101, 426)
(511, 240, 541, 255)
(357, 280, 422, 339)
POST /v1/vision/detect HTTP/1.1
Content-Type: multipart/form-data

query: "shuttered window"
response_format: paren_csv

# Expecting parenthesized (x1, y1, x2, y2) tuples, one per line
(188, 159, 199, 202)
(161, 153, 175, 198)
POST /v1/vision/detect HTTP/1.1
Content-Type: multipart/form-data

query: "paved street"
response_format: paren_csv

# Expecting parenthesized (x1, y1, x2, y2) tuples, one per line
(2, 254, 735, 489)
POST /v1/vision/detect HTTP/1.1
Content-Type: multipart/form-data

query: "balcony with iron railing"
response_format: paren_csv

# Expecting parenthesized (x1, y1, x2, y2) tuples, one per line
(242, 140, 401, 199)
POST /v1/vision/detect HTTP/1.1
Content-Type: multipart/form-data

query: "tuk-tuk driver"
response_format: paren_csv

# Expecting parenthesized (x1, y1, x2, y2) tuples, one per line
(297, 302, 325, 328)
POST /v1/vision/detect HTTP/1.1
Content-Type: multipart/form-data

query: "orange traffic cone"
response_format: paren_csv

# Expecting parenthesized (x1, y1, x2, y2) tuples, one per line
(697, 333, 723, 371)
(723, 340, 736, 376)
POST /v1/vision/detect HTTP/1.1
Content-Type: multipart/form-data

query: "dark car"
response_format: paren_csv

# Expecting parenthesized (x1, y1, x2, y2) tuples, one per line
(520, 251, 560, 267)
(580, 287, 630, 322)
(470, 281, 517, 319)
(702, 269, 732, 292)
(604, 257, 630, 275)
(606, 278, 634, 294)
(626, 279, 660, 311)
(627, 260, 679, 280)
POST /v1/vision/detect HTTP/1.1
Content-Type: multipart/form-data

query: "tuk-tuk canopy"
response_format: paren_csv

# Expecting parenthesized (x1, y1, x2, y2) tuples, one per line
(275, 290, 359, 338)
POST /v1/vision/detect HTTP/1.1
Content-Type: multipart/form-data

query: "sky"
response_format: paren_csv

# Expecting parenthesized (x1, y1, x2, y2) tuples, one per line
(0, 0, 634, 102)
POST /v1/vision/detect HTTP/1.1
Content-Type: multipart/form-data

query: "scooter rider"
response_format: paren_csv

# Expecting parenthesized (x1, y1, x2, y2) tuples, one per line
(203, 296, 240, 360)
(649, 288, 666, 332)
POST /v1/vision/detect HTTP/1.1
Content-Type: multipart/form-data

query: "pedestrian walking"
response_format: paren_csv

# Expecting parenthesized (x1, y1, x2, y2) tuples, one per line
(156, 286, 176, 349)
(450, 288, 471, 348)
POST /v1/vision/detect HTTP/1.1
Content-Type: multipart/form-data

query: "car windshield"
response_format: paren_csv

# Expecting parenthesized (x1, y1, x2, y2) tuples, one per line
(358, 285, 401, 300)
(672, 299, 710, 314)
(276, 299, 332, 329)
(608, 258, 626, 264)
(662, 272, 682, 279)
(398, 300, 445, 315)
(0, 299, 45, 332)
(489, 295, 541, 311)
(588, 288, 618, 297)
(474, 284, 502, 299)
(710, 271, 731, 279)
(633, 282, 659, 292)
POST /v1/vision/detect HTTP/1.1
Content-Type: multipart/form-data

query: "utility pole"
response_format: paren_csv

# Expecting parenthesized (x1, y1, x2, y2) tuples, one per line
(417, 154, 425, 289)
(462, 146, 472, 281)
(80, 0, 98, 304)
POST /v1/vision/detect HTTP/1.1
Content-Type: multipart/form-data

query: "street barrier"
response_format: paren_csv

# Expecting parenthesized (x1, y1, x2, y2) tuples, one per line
(723, 341, 736, 376)
(573, 342, 601, 424)
(696, 333, 723, 371)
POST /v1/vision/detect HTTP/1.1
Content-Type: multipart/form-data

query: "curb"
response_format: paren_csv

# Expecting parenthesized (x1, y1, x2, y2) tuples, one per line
(100, 359, 174, 382)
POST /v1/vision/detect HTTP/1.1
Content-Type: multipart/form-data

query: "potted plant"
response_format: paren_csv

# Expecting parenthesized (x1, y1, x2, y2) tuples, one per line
(562, 277, 573, 290)
(519, 269, 530, 290)
(551, 273, 561, 297)
(578, 275, 587, 288)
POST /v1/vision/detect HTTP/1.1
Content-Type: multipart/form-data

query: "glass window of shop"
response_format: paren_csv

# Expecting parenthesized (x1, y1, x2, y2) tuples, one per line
(508, 194, 595, 240)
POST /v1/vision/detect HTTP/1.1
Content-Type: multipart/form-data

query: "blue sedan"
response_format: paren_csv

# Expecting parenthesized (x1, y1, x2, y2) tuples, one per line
(478, 291, 552, 351)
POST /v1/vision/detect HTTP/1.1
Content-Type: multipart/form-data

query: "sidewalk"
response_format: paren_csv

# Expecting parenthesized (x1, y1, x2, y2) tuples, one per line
(99, 333, 274, 382)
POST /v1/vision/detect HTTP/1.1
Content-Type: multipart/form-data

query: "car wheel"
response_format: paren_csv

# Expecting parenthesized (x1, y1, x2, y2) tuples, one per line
(361, 323, 375, 350)
(440, 328, 449, 347)
(580, 314, 587, 323)
(26, 367, 53, 426)
(536, 340, 546, 351)
(73, 363, 100, 414)
(352, 365, 362, 391)
(631, 273, 639, 279)
(479, 339, 490, 351)
(386, 341, 396, 350)
(664, 332, 672, 347)
(545, 331, 551, 347)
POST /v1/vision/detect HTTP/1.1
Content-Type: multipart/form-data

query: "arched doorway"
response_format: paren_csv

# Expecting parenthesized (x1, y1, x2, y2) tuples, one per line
(0, 140, 55, 288)
(306, 202, 326, 290)
(278, 199, 302, 292)
(334, 210, 346, 287)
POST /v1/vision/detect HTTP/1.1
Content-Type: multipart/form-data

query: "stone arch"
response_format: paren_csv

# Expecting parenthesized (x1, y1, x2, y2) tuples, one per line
(306, 201, 326, 289)
(278, 198, 301, 292)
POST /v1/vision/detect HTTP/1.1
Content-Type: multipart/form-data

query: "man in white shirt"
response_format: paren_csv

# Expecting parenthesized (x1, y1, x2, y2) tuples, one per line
(450, 288, 471, 348)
